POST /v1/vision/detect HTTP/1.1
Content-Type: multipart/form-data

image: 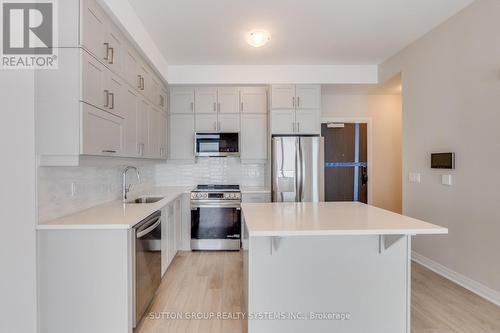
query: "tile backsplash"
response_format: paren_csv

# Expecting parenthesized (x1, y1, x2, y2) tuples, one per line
(37, 165, 155, 222)
(155, 158, 268, 187)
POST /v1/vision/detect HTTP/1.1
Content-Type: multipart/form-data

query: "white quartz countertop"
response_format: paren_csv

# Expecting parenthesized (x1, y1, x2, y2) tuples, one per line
(241, 202, 448, 236)
(37, 186, 193, 230)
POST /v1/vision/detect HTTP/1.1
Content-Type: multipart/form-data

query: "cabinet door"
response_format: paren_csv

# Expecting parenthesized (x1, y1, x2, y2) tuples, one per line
(296, 109, 320, 134)
(81, 103, 124, 156)
(174, 199, 182, 251)
(160, 112, 168, 159)
(124, 48, 141, 90)
(241, 87, 267, 114)
(296, 84, 321, 109)
(271, 84, 295, 109)
(241, 114, 267, 160)
(80, 0, 108, 61)
(169, 114, 195, 160)
(81, 50, 107, 110)
(150, 76, 161, 106)
(195, 114, 218, 132)
(218, 114, 240, 132)
(148, 107, 162, 158)
(106, 72, 124, 118)
(271, 109, 295, 134)
(123, 88, 139, 157)
(195, 88, 217, 113)
(170, 88, 195, 114)
(105, 25, 125, 76)
(160, 88, 168, 113)
(218, 87, 240, 113)
(168, 203, 176, 264)
(137, 99, 149, 157)
(161, 205, 169, 276)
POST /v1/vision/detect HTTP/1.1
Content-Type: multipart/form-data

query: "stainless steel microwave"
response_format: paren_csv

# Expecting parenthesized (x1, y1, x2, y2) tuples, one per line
(195, 133, 239, 157)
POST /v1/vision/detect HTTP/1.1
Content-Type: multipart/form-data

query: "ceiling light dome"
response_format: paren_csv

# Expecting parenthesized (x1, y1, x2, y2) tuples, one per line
(247, 30, 271, 47)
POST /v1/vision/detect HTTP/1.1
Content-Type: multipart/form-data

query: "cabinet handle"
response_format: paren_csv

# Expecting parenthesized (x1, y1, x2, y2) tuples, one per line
(191, 102, 194, 112)
(103, 43, 110, 61)
(109, 92, 115, 109)
(104, 90, 110, 108)
(213, 121, 217, 131)
(213, 102, 217, 112)
(218, 103, 221, 113)
(102, 150, 117, 154)
(108, 47, 114, 65)
(297, 96, 300, 108)
(218, 121, 221, 131)
(140, 77, 145, 91)
(137, 75, 142, 90)
(160, 95, 164, 107)
(241, 102, 244, 112)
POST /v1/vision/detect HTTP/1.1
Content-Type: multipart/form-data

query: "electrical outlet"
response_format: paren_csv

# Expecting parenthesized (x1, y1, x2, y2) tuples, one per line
(409, 172, 421, 183)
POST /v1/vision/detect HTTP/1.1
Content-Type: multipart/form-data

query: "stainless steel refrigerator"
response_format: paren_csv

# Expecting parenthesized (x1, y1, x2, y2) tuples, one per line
(271, 136, 325, 202)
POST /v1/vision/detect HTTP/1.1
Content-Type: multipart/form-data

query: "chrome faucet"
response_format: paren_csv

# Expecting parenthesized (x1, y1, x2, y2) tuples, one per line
(123, 166, 140, 201)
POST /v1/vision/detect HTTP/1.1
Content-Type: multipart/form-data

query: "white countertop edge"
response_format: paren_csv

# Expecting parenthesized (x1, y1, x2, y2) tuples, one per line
(37, 224, 131, 231)
(247, 228, 449, 237)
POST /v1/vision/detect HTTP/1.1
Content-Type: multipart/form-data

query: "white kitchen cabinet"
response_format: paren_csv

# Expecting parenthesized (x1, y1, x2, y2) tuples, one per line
(137, 99, 150, 157)
(296, 84, 321, 109)
(218, 87, 240, 113)
(81, 102, 124, 156)
(195, 88, 218, 113)
(124, 47, 141, 90)
(295, 109, 320, 134)
(105, 25, 125, 76)
(174, 198, 182, 251)
(81, 50, 107, 110)
(106, 72, 125, 118)
(167, 203, 176, 265)
(218, 114, 240, 132)
(241, 87, 267, 113)
(271, 84, 295, 109)
(160, 112, 168, 158)
(169, 114, 195, 160)
(123, 88, 140, 157)
(80, 0, 107, 62)
(147, 106, 162, 158)
(160, 88, 168, 113)
(270, 109, 295, 134)
(195, 114, 218, 132)
(171, 87, 195, 114)
(241, 114, 267, 161)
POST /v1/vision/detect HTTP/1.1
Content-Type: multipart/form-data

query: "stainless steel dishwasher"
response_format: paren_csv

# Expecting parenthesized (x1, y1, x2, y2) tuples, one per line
(133, 211, 162, 327)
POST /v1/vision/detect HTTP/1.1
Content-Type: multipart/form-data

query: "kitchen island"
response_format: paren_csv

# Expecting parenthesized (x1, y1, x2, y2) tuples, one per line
(241, 202, 447, 333)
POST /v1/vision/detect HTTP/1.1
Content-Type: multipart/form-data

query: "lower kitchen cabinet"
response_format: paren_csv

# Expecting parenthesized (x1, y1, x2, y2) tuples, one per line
(161, 198, 183, 276)
(169, 114, 195, 160)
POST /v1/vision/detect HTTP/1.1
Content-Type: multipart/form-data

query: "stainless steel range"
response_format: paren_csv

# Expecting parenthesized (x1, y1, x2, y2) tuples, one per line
(191, 185, 241, 251)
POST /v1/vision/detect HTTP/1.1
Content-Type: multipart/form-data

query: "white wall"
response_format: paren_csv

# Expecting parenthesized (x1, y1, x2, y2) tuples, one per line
(155, 159, 267, 187)
(0, 72, 37, 332)
(380, 0, 500, 299)
(167, 65, 378, 85)
(38, 165, 156, 222)
(321, 88, 402, 213)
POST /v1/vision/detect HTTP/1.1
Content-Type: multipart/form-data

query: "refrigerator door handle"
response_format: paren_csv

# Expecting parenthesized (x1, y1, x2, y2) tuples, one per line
(295, 138, 302, 202)
(298, 138, 304, 201)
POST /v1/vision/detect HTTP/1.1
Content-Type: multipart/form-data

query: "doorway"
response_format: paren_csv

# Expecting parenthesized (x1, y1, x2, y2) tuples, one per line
(322, 123, 368, 203)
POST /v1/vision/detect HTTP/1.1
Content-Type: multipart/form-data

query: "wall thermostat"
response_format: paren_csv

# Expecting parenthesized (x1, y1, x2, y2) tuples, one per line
(431, 153, 455, 169)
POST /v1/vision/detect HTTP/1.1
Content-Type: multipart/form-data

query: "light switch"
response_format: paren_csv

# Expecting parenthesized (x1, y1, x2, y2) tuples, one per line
(442, 174, 452, 186)
(409, 172, 421, 183)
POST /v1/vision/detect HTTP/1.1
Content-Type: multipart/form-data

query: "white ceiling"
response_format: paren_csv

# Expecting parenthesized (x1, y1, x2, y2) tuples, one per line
(128, 0, 473, 66)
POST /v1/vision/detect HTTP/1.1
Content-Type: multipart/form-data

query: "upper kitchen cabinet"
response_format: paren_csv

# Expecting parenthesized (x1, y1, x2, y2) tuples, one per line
(171, 87, 195, 114)
(169, 114, 195, 160)
(270, 84, 321, 135)
(218, 87, 240, 113)
(241, 87, 268, 114)
(36, 0, 168, 165)
(241, 114, 268, 162)
(271, 84, 321, 110)
(295, 85, 321, 109)
(271, 85, 295, 109)
(195, 88, 218, 113)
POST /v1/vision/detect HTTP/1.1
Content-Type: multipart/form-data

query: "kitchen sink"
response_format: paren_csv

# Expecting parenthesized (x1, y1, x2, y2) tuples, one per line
(128, 197, 164, 204)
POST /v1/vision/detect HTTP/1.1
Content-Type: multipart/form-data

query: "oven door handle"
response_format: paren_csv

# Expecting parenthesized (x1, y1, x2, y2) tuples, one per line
(191, 202, 241, 209)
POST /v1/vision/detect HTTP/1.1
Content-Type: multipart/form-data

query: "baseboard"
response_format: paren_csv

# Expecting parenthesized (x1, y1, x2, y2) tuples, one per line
(411, 251, 500, 307)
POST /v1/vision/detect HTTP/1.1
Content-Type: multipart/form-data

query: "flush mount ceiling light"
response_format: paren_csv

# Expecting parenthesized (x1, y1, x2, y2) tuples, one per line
(246, 30, 271, 47)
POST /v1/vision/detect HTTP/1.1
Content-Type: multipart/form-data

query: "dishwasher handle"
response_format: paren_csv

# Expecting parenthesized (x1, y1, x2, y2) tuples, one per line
(135, 211, 161, 239)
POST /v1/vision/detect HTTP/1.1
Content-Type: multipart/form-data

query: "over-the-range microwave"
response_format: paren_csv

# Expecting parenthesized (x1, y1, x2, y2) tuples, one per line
(195, 132, 239, 157)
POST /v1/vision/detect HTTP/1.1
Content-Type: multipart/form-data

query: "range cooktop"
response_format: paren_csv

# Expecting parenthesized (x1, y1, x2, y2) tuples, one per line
(193, 185, 240, 192)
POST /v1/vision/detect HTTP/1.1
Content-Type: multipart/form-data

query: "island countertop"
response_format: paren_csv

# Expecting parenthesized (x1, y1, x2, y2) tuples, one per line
(241, 202, 448, 237)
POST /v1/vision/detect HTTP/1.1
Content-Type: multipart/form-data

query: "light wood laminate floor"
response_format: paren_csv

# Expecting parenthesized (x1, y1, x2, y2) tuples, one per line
(136, 251, 500, 333)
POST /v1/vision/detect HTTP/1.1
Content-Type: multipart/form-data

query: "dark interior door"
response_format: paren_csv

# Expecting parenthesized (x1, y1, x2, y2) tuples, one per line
(322, 123, 368, 203)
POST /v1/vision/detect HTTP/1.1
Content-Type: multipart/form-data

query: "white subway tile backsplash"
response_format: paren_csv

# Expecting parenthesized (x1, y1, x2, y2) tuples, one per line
(37, 166, 155, 222)
(155, 158, 267, 187)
